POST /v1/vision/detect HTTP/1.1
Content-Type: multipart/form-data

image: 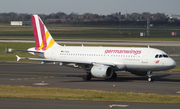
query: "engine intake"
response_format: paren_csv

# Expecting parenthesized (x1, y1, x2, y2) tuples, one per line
(91, 66, 113, 78)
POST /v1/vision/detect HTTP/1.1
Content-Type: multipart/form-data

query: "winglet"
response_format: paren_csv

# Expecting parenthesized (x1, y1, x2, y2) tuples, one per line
(16, 55, 21, 61)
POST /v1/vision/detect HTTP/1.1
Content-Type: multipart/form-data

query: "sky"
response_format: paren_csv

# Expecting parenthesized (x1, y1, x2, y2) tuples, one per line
(0, 0, 180, 15)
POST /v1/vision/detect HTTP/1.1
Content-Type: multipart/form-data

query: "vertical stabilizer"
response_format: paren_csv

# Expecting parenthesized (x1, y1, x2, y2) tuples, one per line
(31, 15, 59, 51)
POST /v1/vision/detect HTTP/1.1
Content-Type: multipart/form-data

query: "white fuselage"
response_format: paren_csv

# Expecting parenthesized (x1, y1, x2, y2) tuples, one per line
(38, 45, 176, 72)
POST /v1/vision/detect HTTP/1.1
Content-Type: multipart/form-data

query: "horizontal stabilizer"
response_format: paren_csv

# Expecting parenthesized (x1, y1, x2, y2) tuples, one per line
(16, 55, 21, 61)
(12, 49, 43, 53)
(15, 55, 29, 61)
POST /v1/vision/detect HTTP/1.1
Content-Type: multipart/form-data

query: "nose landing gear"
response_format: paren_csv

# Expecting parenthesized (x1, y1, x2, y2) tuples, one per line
(147, 71, 153, 82)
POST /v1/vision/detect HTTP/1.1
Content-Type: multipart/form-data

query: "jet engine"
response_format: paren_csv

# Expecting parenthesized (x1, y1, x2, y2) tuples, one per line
(91, 66, 113, 78)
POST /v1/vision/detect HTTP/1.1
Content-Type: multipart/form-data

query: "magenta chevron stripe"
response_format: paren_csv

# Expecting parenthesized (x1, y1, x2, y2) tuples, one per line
(31, 15, 40, 50)
(39, 18, 47, 51)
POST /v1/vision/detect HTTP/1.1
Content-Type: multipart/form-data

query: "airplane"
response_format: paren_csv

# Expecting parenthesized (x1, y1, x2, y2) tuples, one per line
(15, 15, 176, 82)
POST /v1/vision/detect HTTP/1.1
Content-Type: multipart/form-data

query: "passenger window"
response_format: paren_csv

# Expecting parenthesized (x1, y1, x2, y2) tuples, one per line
(155, 55, 158, 58)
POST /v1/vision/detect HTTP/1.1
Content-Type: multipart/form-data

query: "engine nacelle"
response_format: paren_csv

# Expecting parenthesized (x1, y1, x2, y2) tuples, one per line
(91, 66, 113, 78)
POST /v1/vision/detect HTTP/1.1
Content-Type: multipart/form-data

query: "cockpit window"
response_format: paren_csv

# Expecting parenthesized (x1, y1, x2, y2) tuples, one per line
(155, 54, 169, 58)
(155, 55, 158, 58)
(163, 55, 168, 58)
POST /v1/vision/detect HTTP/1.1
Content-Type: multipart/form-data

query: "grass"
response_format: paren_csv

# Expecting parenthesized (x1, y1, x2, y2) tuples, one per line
(0, 42, 37, 61)
(0, 26, 180, 41)
(0, 85, 180, 104)
(170, 66, 180, 71)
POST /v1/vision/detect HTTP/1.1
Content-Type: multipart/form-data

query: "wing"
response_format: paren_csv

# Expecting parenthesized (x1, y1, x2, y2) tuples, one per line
(15, 55, 115, 66)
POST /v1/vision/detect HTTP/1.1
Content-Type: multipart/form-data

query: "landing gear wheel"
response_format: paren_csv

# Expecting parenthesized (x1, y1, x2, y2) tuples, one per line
(82, 74, 91, 81)
(148, 77, 154, 82)
(111, 73, 117, 79)
(148, 77, 151, 82)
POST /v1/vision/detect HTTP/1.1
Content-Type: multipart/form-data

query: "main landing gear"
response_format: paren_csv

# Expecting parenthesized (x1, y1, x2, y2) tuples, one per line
(82, 73, 91, 81)
(82, 72, 117, 81)
(147, 71, 153, 82)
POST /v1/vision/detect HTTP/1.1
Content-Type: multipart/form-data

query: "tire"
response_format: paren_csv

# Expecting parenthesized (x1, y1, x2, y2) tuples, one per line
(148, 77, 154, 82)
(82, 74, 91, 81)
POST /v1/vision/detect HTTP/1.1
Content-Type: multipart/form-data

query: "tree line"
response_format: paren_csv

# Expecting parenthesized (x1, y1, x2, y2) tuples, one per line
(0, 12, 179, 26)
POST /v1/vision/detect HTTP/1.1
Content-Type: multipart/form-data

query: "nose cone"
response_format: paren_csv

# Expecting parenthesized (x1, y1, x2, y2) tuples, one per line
(168, 58, 176, 69)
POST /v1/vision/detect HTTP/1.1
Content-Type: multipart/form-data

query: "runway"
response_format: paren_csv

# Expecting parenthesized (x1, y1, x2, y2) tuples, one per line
(1, 38, 180, 46)
(0, 61, 180, 95)
(0, 61, 180, 108)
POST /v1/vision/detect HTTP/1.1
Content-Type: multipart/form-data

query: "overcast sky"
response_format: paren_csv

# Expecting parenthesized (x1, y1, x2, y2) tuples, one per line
(0, 0, 180, 15)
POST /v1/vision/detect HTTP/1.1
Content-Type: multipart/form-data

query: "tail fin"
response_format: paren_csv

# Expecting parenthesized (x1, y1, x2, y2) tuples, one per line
(31, 15, 59, 51)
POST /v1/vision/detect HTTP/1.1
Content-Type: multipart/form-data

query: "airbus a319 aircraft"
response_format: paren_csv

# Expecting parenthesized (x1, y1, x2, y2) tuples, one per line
(16, 15, 176, 82)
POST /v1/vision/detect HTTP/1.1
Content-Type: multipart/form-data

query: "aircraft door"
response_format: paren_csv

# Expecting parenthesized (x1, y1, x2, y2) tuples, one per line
(142, 50, 149, 63)
(51, 49, 56, 60)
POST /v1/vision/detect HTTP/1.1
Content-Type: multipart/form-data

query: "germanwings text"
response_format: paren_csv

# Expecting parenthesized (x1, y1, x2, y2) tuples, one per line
(105, 49, 142, 55)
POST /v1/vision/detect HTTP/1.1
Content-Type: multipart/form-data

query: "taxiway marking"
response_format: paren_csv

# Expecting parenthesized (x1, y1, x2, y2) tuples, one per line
(176, 91, 180, 94)
(38, 77, 42, 79)
(109, 104, 129, 108)
(43, 76, 49, 78)
(32, 83, 50, 86)
(10, 76, 56, 81)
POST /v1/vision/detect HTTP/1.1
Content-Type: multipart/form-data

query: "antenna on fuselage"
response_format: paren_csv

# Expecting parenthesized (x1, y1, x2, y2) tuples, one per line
(148, 45, 150, 48)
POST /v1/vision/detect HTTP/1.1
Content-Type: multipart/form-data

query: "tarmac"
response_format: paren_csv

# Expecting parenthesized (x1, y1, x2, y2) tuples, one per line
(0, 61, 180, 95)
(1, 98, 180, 109)
(0, 61, 180, 108)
